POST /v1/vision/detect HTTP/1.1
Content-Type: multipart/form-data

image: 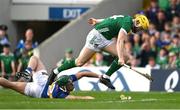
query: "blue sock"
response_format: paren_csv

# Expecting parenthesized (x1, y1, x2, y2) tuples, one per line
(25, 67, 32, 74)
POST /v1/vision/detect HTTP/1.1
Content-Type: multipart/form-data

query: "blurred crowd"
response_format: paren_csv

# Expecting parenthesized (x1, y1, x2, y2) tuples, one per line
(0, 0, 179, 81)
(0, 26, 37, 80)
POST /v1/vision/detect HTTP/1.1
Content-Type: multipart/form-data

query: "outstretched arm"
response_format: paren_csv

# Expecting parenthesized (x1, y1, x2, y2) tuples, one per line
(88, 18, 104, 26)
(65, 95, 94, 100)
(75, 72, 101, 80)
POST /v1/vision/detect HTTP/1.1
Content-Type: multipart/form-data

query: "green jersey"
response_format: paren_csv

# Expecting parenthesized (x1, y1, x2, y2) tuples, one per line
(19, 56, 30, 71)
(95, 15, 133, 40)
(0, 53, 14, 74)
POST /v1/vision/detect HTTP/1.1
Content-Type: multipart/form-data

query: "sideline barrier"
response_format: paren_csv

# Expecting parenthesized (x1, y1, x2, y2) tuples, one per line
(58, 67, 150, 91)
(150, 69, 180, 92)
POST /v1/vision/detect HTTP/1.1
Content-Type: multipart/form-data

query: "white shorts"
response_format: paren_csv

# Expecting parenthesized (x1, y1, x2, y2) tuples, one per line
(24, 70, 48, 98)
(85, 29, 114, 52)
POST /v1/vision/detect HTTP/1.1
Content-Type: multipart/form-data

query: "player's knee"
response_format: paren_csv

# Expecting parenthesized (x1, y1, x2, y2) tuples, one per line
(30, 56, 38, 61)
(75, 59, 85, 67)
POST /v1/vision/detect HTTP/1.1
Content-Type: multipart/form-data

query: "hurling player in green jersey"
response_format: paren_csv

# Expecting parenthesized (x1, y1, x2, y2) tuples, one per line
(49, 14, 149, 89)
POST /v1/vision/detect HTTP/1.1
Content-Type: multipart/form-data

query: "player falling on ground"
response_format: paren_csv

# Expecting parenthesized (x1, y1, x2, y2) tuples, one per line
(0, 56, 101, 99)
(48, 14, 150, 89)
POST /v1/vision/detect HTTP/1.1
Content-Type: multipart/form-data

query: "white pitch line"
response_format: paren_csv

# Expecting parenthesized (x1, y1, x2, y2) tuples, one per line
(89, 98, 177, 103)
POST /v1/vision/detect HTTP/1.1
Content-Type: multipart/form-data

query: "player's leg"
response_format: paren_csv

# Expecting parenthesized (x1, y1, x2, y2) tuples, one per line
(54, 47, 95, 74)
(98, 41, 123, 89)
(27, 55, 46, 72)
(0, 77, 26, 94)
(17, 56, 46, 81)
(75, 71, 101, 80)
(102, 41, 123, 77)
(48, 47, 96, 85)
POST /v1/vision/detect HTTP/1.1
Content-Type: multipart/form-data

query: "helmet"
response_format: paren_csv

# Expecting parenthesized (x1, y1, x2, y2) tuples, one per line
(134, 14, 149, 30)
(56, 75, 74, 92)
(56, 75, 71, 87)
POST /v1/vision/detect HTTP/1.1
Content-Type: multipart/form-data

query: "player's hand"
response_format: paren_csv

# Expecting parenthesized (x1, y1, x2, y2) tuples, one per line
(88, 18, 97, 26)
(118, 58, 125, 65)
(85, 96, 95, 100)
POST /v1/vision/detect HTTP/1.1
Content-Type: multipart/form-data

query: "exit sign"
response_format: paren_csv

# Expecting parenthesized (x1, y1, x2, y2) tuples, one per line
(49, 7, 89, 20)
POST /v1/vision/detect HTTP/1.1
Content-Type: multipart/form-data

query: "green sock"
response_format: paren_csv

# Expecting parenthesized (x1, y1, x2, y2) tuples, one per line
(105, 58, 123, 76)
(55, 59, 77, 74)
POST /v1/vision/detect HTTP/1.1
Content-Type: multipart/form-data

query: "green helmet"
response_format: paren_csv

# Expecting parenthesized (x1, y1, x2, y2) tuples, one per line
(56, 75, 71, 86)
(56, 75, 74, 92)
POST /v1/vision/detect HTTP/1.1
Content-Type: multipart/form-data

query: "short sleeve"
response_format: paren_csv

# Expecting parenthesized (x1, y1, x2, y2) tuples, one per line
(121, 16, 133, 33)
(69, 75, 78, 82)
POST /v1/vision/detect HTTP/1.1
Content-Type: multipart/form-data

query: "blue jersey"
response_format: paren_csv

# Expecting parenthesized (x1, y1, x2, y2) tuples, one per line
(41, 75, 77, 98)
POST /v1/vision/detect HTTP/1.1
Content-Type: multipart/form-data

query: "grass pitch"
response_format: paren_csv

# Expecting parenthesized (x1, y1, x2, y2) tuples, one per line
(0, 89, 180, 109)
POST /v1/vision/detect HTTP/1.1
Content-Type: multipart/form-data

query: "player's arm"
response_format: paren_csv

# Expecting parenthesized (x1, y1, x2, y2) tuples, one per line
(75, 72, 101, 80)
(65, 95, 94, 100)
(88, 18, 104, 26)
(117, 28, 127, 65)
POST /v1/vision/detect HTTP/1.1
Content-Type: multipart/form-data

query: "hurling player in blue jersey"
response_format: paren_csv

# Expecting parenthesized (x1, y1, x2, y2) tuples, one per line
(0, 56, 100, 99)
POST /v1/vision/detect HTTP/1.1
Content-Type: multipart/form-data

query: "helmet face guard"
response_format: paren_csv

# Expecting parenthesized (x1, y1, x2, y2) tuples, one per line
(56, 75, 74, 92)
(65, 81, 74, 92)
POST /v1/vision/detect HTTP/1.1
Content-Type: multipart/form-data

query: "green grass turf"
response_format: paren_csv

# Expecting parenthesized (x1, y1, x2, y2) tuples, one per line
(0, 89, 180, 109)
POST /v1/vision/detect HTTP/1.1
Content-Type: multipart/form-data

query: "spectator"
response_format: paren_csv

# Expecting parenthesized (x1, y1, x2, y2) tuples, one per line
(161, 32, 172, 49)
(169, 34, 180, 54)
(16, 28, 38, 50)
(132, 34, 141, 57)
(155, 10, 167, 31)
(56, 48, 75, 67)
(158, 0, 170, 11)
(148, 23, 157, 36)
(0, 25, 9, 53)
(24, 40, 34, 57)
(146, 0, 159, 24)
(166, 52, 178, 68)
(0, 44, 15, 81)
(129, 57, 140, 67)
(139, 42, 156, 67)
(156, 48, 168, 68)
(149, 36, 158, 53)
(15, 28, 37, 60)
(93, 52, 108, 66)
(17, 49, 31, 72)
(141, 31, 150, 43)
(161, 22, 172, 37)
(145, 57, 160, 69)
(166, 0, 180, 21)
(171, 16, 180, 34)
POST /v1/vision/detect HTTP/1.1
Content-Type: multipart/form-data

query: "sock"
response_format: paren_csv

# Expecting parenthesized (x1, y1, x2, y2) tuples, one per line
(53, 59, 76, 74)
(25, 67, 32, 74)
(105, 58, 123, 76)
(103, 74, 110, 79)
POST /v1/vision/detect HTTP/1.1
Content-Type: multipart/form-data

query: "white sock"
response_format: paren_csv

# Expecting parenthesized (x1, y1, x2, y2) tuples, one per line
(103, 74, 110, 79)
(53, 68, 59, 75)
